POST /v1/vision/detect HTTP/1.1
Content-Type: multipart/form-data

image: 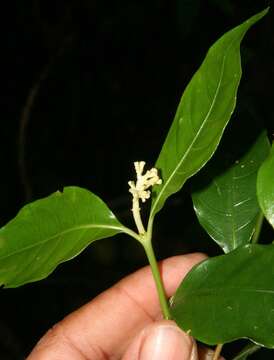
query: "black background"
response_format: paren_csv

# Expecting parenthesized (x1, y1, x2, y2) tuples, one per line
(0, 1, 273, 359)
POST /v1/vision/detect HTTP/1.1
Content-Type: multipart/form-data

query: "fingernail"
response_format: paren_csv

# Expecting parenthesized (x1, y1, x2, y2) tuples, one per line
(139, 325, 194, 360)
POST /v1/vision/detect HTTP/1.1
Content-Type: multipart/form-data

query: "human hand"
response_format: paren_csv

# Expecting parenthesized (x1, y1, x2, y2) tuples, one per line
(27, 253, 222, 360)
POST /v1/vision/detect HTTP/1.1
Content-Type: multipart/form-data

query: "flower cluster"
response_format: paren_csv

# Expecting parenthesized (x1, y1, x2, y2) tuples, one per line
(128, 161, 162, 203)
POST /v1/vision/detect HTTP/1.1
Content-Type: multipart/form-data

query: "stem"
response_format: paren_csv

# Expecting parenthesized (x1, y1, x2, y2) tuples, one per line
(120, 226, 143, 242)
(252, 211, 264, 244)
(132, 198, 146, 234)
(143, 238, 171, 320)
(129, 175, 170, 320)
(232, 343, 261, 360)
(212, 344, 223, 360)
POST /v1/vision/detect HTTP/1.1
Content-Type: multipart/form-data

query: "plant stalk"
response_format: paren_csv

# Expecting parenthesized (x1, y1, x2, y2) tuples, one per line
(143, 238, 171, 320)
(132, 198, 146, 234)
(131, 194, 171, 319)
(212, 344, 223, 360)
(232, 343, 261, 360)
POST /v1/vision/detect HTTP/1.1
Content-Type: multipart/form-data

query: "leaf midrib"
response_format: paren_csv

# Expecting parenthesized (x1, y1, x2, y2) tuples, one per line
(151, 34, 237, 218)
(0, 224, 124, 261)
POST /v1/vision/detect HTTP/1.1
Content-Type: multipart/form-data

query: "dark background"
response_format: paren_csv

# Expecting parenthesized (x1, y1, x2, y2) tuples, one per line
(0, 1, 273, 359)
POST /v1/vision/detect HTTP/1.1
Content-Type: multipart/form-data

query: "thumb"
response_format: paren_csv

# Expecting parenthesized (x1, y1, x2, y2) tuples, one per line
(122, 320, 198, 360)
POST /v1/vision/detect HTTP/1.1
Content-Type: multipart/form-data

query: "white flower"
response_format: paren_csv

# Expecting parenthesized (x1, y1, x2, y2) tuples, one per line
(128, 161, 162, 203)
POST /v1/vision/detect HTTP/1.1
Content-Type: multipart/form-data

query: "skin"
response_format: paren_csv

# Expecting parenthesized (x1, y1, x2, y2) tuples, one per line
(27, 253, 218, 360)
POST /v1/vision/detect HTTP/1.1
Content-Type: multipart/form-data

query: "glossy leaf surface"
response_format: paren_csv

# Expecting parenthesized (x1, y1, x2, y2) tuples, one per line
(149, 8, 268, 220)
(0, 186, 126, 287)
(192, 132, 270, 253)
(171, 244, 274, 347)
(257, 143, 274, 229)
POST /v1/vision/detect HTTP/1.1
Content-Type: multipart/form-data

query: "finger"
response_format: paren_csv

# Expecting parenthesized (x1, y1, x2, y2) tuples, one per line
(27, 253, 206, 360)
(122, 320, 198, 360)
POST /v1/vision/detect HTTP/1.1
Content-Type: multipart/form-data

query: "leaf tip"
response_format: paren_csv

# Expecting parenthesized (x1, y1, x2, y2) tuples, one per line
(251, 7, 270, 22)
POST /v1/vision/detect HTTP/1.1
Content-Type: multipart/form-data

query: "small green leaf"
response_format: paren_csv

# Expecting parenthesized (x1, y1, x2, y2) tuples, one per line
(170, 244, 274, 348)
(192, 132, 270, 253)
(0, 186, 127, 288)
(149, 8, 269, 221)
(257, 143, 274, 229)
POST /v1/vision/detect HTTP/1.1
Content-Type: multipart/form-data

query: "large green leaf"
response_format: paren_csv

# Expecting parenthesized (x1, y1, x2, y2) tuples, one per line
(170, 244, 274, 348)
(0, 186, 127, 288)
(257, 143, 274, 229)
(192, 132, 270, 253)
(149, 8, 268, 222)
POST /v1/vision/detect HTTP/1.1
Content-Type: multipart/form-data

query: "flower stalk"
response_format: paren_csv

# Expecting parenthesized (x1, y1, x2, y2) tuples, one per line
(128, 161, 162, 234)
(128, 161, 171, 319)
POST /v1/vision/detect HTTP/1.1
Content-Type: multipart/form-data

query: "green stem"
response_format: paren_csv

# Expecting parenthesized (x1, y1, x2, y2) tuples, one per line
(232, 343, 261, 360)
(142, 237, 171, 320)
(132, 198, 146, 234)
(252, 211, 264, 244)
(129, 183, 170, 320)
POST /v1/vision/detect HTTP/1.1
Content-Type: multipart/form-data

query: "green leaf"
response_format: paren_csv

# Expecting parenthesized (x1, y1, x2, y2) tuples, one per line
(0, 186, 127, 288)
(149, 8, 269, 222)
(257, 143, 274, 229)
(192, 132, 270, 253)
(170, 244, 274, 348)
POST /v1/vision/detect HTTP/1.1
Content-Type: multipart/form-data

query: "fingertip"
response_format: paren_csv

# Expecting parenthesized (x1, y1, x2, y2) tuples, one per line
(123, 320, 197, 360)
